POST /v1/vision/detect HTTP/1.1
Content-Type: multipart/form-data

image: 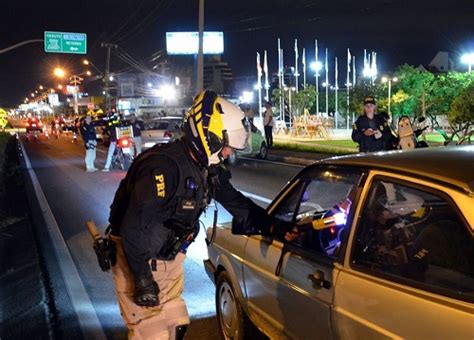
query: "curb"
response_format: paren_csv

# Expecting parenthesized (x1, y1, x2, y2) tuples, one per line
(20, 141, 106, 340)
(266, 154, 316, 166)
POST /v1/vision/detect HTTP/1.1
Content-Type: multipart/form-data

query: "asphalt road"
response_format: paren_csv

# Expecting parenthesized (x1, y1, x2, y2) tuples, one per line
(21, 132, 302, 339)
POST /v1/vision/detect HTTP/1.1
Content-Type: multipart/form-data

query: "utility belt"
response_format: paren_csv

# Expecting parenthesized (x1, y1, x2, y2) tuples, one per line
(155, 226, 196, 263)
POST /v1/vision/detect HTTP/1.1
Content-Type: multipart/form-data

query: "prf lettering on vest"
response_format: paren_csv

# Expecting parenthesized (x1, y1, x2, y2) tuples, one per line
(155, 174, 165, 198)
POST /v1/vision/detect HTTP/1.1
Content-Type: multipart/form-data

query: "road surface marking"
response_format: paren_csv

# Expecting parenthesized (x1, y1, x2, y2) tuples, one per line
(240, 190, 272, 204)
(20, 142, 107, 340)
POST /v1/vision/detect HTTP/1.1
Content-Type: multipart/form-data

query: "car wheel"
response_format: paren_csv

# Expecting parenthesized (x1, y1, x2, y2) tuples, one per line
(226, 151, 237, 166)
(216, 271, 253, 340)
(258, 143, 268, 159)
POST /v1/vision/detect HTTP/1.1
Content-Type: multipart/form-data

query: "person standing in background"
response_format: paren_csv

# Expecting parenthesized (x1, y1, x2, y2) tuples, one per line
(81, 114, 98, 172)
(129, 113, 144, 157)
(263, 102, 274, 147)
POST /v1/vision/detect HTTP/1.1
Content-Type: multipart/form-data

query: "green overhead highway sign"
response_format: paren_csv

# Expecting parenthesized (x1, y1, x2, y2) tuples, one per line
(44, 31, 87, 54)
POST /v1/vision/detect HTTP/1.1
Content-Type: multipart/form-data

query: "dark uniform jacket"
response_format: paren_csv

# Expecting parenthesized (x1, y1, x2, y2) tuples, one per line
(352, 114, 391, 152)
(108, 140, 272, 281)
(81, 122, 96, 143)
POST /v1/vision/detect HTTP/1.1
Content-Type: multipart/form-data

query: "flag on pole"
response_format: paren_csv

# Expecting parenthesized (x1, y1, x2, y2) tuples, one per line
(352, 56, 356, 86)
(256, 52, 262, 87)
(347, 49, 352, 71)
(264, 50, 270, 100)
(294, 39, 299, 59)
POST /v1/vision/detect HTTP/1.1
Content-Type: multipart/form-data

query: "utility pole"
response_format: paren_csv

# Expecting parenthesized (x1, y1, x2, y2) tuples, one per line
(101, 43, 117, 111)
(69, 75, 83, 114)
(197, 0, 205, 93)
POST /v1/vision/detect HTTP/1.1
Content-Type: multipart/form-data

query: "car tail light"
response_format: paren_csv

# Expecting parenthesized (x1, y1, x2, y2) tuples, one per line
(330, 227, 336, 235)
(164, 131, 173, 138)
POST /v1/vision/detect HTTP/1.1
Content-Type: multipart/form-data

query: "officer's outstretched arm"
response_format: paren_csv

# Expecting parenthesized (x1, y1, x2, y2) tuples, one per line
(212, 166, 273, 235)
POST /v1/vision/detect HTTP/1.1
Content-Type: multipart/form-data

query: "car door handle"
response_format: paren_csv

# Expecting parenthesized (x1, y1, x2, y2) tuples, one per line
(308, 270, 331, 290)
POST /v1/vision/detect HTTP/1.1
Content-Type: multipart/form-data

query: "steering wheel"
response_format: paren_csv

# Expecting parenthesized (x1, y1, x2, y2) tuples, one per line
(299, 201, 323, 211)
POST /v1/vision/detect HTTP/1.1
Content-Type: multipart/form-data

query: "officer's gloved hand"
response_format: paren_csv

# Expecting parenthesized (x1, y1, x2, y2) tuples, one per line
(134, 277, 159, 307)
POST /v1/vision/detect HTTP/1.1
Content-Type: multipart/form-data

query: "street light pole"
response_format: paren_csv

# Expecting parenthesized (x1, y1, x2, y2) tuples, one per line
(382, 76, 398, 120)
(325, 48, 329, 117)
(197, 0, 205, 93)
(315, 40, 319, 115)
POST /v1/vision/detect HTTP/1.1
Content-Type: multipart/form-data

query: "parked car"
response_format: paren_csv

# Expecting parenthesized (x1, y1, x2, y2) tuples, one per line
(204, 146, 474, 340)
(25, 117, 44, 133)
(226, 122, 268, 165)
(141, 116, 183, 149)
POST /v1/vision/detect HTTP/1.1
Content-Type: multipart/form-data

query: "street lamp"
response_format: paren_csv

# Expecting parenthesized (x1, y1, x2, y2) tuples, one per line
(240, 91, 254, 103)
(31, 93, 35, 97)
(381, 76, 398, 119)
(54, 67, 65, 78)
(83, 60, 89, 65)
(86, 70, 92, 76)
(57, 84, 63, 90)
(461, 53, 474, 73)
(39, 85, 44, 90)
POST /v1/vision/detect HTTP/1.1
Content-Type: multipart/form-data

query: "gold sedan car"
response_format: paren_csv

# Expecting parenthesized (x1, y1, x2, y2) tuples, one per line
(204, 146, 474, 340)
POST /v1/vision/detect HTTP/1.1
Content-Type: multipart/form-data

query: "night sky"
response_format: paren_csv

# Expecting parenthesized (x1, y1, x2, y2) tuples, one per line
(2, 0, 474, 106)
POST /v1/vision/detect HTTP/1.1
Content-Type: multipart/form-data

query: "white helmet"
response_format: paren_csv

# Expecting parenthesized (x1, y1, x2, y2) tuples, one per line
(183, 90, 248, 166)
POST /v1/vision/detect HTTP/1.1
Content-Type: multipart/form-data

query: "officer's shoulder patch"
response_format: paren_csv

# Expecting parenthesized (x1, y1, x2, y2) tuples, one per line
(154, 173, 166, 198)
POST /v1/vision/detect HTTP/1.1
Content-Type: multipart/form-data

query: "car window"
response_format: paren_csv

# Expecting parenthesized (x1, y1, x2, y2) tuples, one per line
(352, 179, 474, 302)
(272, 168, 362, 257)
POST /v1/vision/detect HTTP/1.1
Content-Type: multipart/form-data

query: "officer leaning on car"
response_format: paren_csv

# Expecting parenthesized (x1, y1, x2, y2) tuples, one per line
(100, 90, 273, 340)
(352, 96, 392, 152)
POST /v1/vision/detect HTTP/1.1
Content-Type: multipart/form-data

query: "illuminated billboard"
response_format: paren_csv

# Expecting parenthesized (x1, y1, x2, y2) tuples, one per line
(166, 32, 224, 55)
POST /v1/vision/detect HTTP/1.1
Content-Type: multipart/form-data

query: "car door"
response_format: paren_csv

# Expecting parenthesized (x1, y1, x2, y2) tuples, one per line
(243, 167, 365, 339)
(334, 171, 474, 339)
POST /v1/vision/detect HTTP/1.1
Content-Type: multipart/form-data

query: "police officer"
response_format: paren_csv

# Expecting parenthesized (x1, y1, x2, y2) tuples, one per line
(352, 96, 391, 152)
(106, 91, 273, 339)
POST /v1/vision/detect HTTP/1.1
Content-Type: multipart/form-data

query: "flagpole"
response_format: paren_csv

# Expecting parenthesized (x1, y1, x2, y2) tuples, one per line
(325, 48, 329, 117)
(302, 47, 306, 88)
(264, 50, 269, 101)
(294, 39, 299, 93)
(335, 56, 338, 129)
(352, 55, 356, 124)
(315, 40, 319, 115)
(347, 48, 351, 130)
(278, 39, 283, 121)
(256, 52, 262, 120)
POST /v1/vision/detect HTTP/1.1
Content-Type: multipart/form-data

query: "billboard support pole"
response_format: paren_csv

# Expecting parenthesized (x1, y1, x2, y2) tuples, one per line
(197, 0, 204, 93)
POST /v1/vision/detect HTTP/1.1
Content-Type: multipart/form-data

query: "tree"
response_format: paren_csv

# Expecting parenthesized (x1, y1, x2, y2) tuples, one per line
(272, 85, 317, 118)
(448, 86, 474, 143)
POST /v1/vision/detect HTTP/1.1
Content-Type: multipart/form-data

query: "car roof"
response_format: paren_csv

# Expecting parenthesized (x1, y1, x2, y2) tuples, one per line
(150, 116, 182, 121)
(308, 146, 474, 195)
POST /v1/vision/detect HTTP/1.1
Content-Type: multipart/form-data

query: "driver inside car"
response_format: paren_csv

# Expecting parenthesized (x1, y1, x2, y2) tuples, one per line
(284, 185, 357, 255)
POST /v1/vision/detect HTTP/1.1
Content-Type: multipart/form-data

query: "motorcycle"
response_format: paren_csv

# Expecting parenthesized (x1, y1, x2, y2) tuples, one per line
(112, 136, 134, 171)
(397, 116, 429, 150)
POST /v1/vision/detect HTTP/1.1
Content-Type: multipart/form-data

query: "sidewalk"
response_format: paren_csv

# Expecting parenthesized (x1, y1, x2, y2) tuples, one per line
(265, 148, 337, 166)
(0, 135, 55, 339)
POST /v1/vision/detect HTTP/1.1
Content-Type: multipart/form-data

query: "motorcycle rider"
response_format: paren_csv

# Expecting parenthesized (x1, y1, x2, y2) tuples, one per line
(106, 90, 273, 339)
(352, 96, 392, 152)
